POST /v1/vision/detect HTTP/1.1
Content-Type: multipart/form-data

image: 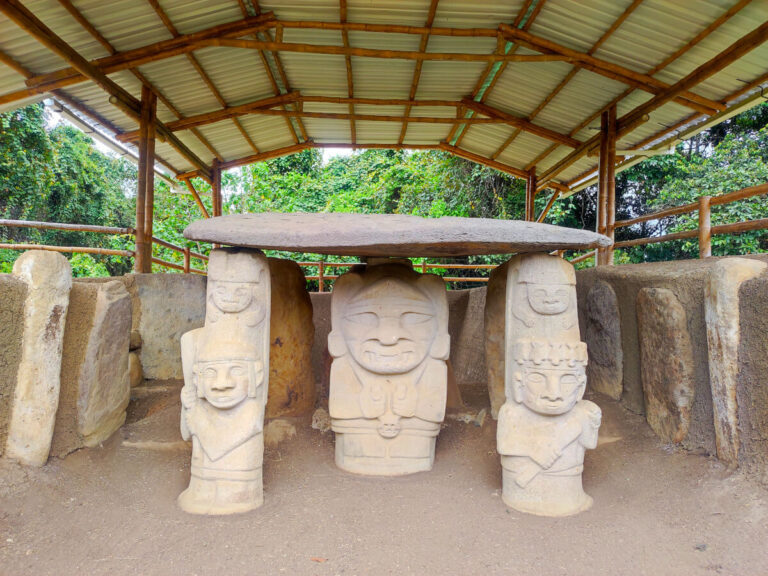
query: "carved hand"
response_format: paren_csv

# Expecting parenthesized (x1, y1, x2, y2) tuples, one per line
(533, 444, 561, 469)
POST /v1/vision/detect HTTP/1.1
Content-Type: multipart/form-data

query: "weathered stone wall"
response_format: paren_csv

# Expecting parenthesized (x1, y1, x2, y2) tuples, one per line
(737, 273, 768, 481)
(123, 273, 207, 380)
(576, 254, 768, 461)
(0, 276, 28, 458)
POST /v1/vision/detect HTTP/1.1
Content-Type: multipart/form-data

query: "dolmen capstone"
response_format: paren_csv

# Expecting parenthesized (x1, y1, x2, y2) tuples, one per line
(497, 253, 601, 516)
(178, 247, 270, 515)
(328, 259, 449, 475)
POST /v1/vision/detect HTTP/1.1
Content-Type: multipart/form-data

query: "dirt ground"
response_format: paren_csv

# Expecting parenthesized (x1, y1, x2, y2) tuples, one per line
(1, 383, 767, 576)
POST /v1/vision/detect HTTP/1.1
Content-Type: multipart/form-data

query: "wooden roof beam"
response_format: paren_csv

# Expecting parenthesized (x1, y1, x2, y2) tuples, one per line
(0, 1, 212, 181)
(340, 0, 356, 144)
(538, 20, 768, 185)
(398, 0, 440, 145)
(499, 24, 725, 115)
(146, 0, 259, 155)
(448, 0, 547, 149)
(194, 38, 573, 63)
(0, 12, 275, 106)
(54, 0, 222, 165)
(275, 20, 500, 37)
(460, 99, 582, 148)
(492, 0, 644, 161)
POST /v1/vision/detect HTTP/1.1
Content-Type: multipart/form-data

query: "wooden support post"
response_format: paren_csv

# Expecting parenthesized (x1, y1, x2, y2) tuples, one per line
(525, 168, 537, 222)
(143, 90, 157, 270)
(211, 158, 222, 217)
(699, 195, 712, 258)
(183, 247, 191, 273)
(597, 105, 617, 266)
(134, 85, 153, 273)
(318, 261, 325, 293)
(421, 261, 427, 274)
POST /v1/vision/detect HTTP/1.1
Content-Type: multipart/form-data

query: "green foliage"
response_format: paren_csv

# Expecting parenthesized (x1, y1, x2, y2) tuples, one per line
(1, 104, 136, 275)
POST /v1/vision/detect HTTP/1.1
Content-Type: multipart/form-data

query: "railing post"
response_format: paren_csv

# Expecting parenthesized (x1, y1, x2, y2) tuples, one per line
(318, 261, 325, 293)
(421, 261, 427, 274)
(525, 168, 537, 222)
(699, 195, 712, 258)
(183, 247, 191, 273)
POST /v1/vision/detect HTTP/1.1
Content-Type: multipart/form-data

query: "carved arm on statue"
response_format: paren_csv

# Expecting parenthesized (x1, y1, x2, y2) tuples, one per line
(580, 401, 602, 449)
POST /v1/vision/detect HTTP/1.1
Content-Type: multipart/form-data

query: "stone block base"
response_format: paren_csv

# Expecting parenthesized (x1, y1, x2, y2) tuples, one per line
(178, 468, 264, 515)
(501, 464, 592, 517)
(334, 429, 437, 476)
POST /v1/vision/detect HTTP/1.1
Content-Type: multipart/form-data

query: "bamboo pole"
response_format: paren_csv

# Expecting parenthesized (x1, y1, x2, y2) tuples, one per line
(318, 261, 325, 293)
(135, 86, 150, 273)
(0, 244, 134, 257)
(698, 195, 712, 258)
(183, 248, 191, 273)
(0, 219, 134, 235)
(212, 158, 222, 218)
(525, 168, 537, 221)
(569, 250, 597, 264)
(143, 91, 157, 270)
(195, 37, 573, 63)
(182, 179, 211, 219)
(276, 20, 499, 37)
(597, 105, 617, 266)
(536, 189, 560, 223)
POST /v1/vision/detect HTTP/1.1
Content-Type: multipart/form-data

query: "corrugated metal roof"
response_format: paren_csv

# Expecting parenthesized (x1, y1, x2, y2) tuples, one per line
(0, 0, 765, 192)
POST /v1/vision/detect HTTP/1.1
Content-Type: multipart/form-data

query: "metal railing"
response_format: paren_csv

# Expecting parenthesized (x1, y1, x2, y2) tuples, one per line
(0, 219, 208, 274)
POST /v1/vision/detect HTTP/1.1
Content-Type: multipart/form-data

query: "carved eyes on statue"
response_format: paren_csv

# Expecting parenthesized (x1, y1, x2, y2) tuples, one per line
(527, 372, 546, 386)
(401, 312, 432, 325)
(346, 311, 379, 326)
(202, 367, 219, 384)
(229, 365, 246, 379)
(560, 373, 579, 389)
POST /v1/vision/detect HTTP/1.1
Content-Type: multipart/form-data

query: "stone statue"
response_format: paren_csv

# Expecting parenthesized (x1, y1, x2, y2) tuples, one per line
(497, 253, 601, 516)
(178, 248, 270, 515)
(328, 259, 449, 475)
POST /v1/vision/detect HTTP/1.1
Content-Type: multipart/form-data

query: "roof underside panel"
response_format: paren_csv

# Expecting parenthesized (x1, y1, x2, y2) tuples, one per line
(0, 0, 764, 189)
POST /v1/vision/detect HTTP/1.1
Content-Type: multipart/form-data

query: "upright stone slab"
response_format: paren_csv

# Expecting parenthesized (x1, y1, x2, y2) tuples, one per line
(267, 258, 315, 418)
(0, 275, 28, 459)
(51, 280, 132, 457)
(705, 258, 767, 466)
(497, 253, 601, 517)
(329, 259, 450, 476)
(584, 281, 623, 399)
(179, 248, 270, 515)
(484, 260, 509, 418)
(637, 288, 695, 444)
(126, 273, 206, 380)
(4, 251, 72, 466)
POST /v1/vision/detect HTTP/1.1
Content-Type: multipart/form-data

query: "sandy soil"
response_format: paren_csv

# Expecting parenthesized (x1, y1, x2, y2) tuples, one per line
(1, 384, 767, 576)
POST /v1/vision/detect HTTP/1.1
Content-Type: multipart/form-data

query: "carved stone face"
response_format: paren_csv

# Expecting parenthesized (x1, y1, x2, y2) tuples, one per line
(209, 281, 254, 313)
(526, 284, 571, 315)
(518, 365, 585, 415)
(198, 360, 253, 409)
(341, 284, 437, 375)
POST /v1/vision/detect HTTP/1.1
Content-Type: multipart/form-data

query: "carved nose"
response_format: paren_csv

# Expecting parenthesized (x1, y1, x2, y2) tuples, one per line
(375, 318, 400, 345)
(211, 372, 235, 391)
(542, 376, 563, 401)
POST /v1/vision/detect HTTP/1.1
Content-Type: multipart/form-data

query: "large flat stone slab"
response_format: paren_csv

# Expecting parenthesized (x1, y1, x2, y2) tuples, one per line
(185, 213, 611, 257)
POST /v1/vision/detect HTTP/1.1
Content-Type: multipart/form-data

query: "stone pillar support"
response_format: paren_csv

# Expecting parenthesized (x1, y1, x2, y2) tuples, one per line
(4, 251, 72, 466)
(705, 258, 767, 467)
